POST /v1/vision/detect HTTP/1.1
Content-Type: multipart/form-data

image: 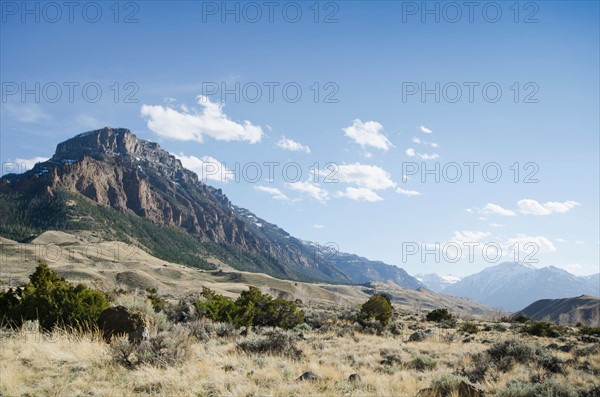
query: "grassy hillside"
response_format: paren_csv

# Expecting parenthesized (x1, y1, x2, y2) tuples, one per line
(512, 295, 600, 325)
(0, 190, 337, 281)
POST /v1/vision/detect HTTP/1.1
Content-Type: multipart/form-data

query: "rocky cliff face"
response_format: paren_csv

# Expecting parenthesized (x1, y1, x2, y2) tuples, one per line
(1, 127, 349, 282)
(1, 127, 424, 288)
(4, 128, 237, 242)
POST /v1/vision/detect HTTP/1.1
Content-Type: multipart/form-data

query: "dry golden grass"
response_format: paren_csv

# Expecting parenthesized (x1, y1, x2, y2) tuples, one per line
(1, 320, 598, 397)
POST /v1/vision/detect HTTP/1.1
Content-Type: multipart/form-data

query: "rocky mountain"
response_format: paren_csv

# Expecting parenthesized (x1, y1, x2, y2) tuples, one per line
(512, 295, 600, 326)
(323, 250, 425, 289)
(0, 127, 422, 288)
(414, 273, 462, 292)
(442, 262, 600, 311)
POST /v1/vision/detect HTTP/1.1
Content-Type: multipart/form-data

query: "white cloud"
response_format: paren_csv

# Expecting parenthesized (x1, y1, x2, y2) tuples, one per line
(489, 223, 504, 228)
(506, 234, 557, 253)
(12, 156, 49, 173)
(575, 240, 585, 245)
(420, 125, 432, 134)
(543, 201, 581, 213)
(288, 181, 329, 203)
(517, 199, 551, 215)
(436, 231, 558, 262)
(336, 163, 396, 190)
(451, 230, 492, 244)
(482, 203, 516, 217)
(555, 238, 567, 243)
(336, 187, 383, 202)
(405, 147, 438, 160)
(276, 137, 310, 153)
(412, 136, 439, 148)
(254, 186, 289, 201)
(140, 95, 263, 144)
(396, 187, 421, 197)
(176, 154, 233, 183)
(164, 97, 176, 103)
(342, 119, 393, 151)
(4, 103, 51, 123)
(517, 199, 581, 216)
(418, 152, 439, 160)
(313, 224, 325, 229)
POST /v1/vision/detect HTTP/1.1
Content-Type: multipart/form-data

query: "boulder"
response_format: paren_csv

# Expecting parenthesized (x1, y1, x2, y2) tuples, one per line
(98, 306, 154, 343)
(297, 371, 319, 381)
(348, 373, 361, 382)
(409, 330, 426, 342)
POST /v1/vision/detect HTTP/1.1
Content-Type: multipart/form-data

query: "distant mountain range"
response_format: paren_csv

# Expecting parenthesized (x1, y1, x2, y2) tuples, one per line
(512, 295, 600, 326)
(0, 127, 423, 289)
(424, 262, 600, 311)
(415, 273, 462, 293)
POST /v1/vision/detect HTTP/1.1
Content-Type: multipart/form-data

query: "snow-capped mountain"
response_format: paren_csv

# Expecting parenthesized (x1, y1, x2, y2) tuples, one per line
(414, 273, 462, 292)
(442, 262, 600, 311)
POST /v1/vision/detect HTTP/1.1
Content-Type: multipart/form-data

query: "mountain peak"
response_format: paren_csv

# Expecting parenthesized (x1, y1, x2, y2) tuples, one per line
(414, 273, 461, 292)
(443, 262, 599, 311)
(50, 127, 189, 175)
(482, 262, 536, 273)
(52, 127, 149, 161)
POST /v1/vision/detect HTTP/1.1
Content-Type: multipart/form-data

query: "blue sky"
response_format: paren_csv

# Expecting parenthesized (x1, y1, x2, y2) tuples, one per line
(1, 1, 598, 276)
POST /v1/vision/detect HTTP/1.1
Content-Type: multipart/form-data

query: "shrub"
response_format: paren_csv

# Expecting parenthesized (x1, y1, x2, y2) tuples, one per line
(521, 321, 561, 338)
(579, 327, 600, 336)
(111, 324, 192, 368)
(460, 321, 480, 334)
(194, 286, 304, 329)
(293, 322, 312, 333)
(498, 379, 582, 397)
(0, 261, 108, 331)
(411, 354, 437, 371)
(194, 287, 236, 324)
(359, 293, 393, 327)
(361, 317, 384, 334)
(186, 319, 215, 341)
(145, 288, 168, 313)
(431, 374, 469, 396)
(387, 320, 405, 336)
(426, 308, 453, 323)
(457, 352, 490, 383)
(512, 315, 530, 323)
(213, 322, 236, 338)
(487, 339, 563, 373)
(303, 308, 328, 329)
(379, 350, 403, 366)
(237, 329, 302, 360)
